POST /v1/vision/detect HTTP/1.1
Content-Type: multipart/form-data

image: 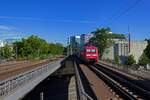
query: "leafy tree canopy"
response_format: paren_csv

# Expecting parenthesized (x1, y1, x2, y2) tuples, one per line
(13, 35, 64, 60)
(138, 52, 149, 66)
(111, 33, 126, 39)
(114, 55, 120, 65)
(125, 55, 136, 66)
(90, 27, 126, 59)
(0, 44, 12, 59)
(144, 40, 150, 62)
(90, 27, 114, 58)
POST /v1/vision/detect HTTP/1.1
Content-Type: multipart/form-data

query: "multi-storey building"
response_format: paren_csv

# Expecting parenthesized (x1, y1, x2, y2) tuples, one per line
(69, 36, 80, 54)
(102, 46, 114, 60)
(114, 40, 129, 64)
(80, 34, 94, 47)
(70, 36, 80, 47)
(102, 38, 128, 63)
(103, 39, 148, 64)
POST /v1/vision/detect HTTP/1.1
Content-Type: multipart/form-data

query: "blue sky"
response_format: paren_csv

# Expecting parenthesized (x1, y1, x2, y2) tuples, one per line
(0, 0, 149, 45)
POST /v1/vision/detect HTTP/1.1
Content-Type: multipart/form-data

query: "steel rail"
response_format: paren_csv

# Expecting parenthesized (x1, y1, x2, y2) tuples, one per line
(74, 61, 93, 100)
(96, 63, 150, 97)
(91, 65, 137, 100)
(92, 64, 150, 99)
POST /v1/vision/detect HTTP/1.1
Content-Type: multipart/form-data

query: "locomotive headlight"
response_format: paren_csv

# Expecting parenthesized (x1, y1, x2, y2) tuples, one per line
(92, 54, 97, 56)
(86, 54, 91, 56)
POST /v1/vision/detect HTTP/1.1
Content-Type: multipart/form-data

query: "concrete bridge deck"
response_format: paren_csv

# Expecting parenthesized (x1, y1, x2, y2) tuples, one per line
(0, 59, 63, 100)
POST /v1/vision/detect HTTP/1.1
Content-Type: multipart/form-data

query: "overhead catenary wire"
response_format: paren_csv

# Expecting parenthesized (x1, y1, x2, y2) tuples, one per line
(106, 0, 142, 26)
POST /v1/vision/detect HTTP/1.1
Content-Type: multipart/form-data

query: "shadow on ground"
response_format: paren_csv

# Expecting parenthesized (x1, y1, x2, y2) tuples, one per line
(22, 56, 75, 100)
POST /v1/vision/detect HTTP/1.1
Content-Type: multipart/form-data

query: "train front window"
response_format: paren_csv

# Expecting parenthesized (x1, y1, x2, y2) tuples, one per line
(86, 49, 91, 52)
(91, 49, 96, 52)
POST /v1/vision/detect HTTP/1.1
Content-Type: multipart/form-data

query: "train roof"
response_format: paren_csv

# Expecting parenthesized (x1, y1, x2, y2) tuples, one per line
(84, 45, 97, 49)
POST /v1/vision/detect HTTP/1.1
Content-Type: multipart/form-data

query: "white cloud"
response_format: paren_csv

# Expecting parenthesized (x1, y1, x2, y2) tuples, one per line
(0, 25, 13, 30)
(0, 16, 97, 24)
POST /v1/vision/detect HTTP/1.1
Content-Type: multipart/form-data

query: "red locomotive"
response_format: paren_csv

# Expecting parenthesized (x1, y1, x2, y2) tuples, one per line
(80, 46, 99, 63)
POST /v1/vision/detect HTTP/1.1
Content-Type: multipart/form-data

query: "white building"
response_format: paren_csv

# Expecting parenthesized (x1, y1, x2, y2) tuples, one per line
(80, 34, 94, 47)
(130, 41, 147, 63)
(103, 39, 148, 64)
(0, 40, 5, 47)
(69, 35, 80, 54)
(102, 38, 128, 62)
(102, 46, 114, 60)
(114, 40, 129, 64)
(70, 36, 80, 47)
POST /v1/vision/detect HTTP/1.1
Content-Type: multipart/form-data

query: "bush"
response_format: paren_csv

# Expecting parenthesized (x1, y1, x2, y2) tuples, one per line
(138, 52, 149, 66)
(0, 44, 12, 59)
(125, 55, 136, 66)
(114, 55, 120, 65)
(13, 35, 64, 60)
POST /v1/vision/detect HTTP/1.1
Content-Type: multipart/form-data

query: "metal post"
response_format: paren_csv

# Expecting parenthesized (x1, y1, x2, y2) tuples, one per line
(40, 92, 44, 100)
(67, 37, 70, 56)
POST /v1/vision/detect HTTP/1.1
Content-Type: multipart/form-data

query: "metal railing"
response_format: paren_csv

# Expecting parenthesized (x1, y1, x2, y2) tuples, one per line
(0, 61, 58, 99)
(74, 61, 93, 100)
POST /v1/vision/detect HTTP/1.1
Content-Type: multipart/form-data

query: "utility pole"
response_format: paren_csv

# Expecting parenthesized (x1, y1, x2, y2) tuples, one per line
(40, 92, 44, 100)
(16, 45, 18, 59)
(67, 37, 70, 56)
(128, 26, 131, 53)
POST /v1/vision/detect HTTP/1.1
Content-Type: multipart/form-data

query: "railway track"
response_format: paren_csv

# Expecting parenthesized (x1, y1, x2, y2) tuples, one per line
(89, 64, 150, 99)
(0, 57, 62, 80)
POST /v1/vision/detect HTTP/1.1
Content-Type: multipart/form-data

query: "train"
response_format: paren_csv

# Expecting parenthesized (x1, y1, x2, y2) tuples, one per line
(79, 45, 99, 64)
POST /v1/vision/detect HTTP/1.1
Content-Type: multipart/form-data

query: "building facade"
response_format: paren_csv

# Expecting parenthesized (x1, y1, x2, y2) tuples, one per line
(70, 36, 80, 47)
(130, 41, 147, 63)
(102, 38, 128, 62)
(103, 39, 148, 64)
(114, 40, 129, 64)
(69, 36, 80, 54)
(102, 46, 114, 60)
(80, 34, 94, 47)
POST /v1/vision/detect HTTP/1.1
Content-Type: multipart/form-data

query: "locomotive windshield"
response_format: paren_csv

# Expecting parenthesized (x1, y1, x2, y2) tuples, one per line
(86, 49, 91, 52)
(91, 49, 96, 52)
(86, 49, 96, 52)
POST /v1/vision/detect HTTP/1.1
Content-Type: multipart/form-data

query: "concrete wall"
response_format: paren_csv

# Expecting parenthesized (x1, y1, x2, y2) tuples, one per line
(130, 41, 147, 63)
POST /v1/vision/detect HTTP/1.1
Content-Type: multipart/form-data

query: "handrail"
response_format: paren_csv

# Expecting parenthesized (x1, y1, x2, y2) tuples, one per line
(74, 61, 93, 100)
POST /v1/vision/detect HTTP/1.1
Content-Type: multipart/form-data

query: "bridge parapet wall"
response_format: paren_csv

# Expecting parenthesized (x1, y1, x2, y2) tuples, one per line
(0, 59, 62, 100)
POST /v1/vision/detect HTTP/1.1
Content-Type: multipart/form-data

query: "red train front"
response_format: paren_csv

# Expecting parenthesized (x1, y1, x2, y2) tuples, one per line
(80, 46, 99, 63)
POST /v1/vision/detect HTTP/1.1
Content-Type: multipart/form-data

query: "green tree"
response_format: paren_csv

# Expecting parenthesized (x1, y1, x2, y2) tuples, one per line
(138, 52, 149, 66)
(48, 43, 64, 55)
(125, 55, 136, 66)
(0, 44, 12, 59)
(111, 33, 125, 39)
(144, 40, 150, 62)
(90, 27, 114, 59)
(114, 55, 120, 65)
(13, 35, 64, 60)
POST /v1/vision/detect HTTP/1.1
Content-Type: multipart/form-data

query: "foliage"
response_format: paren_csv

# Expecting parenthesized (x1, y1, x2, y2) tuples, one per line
(111, 33, 125, 39)
(144, 40, 150, 62)
(48, 43, 64, 55)
(90, 27, 114, 59)
(124, 55, 136, 66)
(63, 46, 68, 55)
(139, 52, 149, 66)
(13, 35, 64, 60)
(114, 55, 120, 65)
(0, 44, 12, 59)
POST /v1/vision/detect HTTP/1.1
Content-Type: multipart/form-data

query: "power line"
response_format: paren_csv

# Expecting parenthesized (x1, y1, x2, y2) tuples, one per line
(107, 0, 142, 26)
